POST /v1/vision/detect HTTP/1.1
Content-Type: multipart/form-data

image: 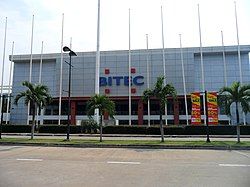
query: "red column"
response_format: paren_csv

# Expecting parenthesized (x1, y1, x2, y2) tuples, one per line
(71, 101, 76, 125)
(104, 111, 109, 120)
(173, 98, 179, 125)
(138, 99, 144, 125)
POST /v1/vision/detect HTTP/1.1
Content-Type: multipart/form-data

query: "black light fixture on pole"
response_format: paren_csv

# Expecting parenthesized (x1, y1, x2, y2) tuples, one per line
(63, 46, 77, 141)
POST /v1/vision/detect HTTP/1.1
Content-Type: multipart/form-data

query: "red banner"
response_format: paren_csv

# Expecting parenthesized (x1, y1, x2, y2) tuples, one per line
(191, 92, 201, 125)
(207, 92, 218, 125)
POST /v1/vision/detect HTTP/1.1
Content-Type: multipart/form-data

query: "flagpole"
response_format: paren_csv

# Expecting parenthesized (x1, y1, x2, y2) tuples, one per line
(179, 34, 189, 125)
(27, 15, 34, 125)
(128, 8, 132, 126)
(197, 4, 206, 125)
(58, 13, 64, 125)
(221, 31, 231, 125)
(161, 6, 168, 125)
(95, 0, 101, 124)
(6, 41, 14, 124)
(37, 41, 44, 125)
(221, 31, 227, 87)
(234, 1, 246, 125)
(221, 31, 228, 87)
(39, 41, 43, 84)
(0, 17, 7, 120)
(146, 34, 150, 127)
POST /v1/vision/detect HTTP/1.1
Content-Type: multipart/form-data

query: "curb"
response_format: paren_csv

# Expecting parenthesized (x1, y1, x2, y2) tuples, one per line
(3, 133, 250, 138)
(1, 142, 250, 150)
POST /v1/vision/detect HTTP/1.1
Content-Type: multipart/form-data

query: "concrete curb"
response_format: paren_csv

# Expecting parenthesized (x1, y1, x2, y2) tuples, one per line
(1, 142, 250, 150)
(2, 133, 250, 138)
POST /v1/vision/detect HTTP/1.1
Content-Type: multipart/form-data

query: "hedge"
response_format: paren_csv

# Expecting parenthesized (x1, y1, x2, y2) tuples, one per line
(1, 124, 250, 135)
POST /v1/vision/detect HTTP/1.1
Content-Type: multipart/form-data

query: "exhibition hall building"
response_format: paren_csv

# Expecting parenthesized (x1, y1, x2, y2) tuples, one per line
(9, 45, 250, 125)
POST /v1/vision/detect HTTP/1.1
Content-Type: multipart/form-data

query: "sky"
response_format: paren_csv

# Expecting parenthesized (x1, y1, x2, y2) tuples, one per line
(0, 0, 250, 85)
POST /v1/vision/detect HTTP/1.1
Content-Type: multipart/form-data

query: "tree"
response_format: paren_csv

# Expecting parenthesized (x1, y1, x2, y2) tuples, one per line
(219, 81, 250, 143)
(86, 94, 115, 142)
(14, 81, 52, 139)
(142, 76, 177, 142)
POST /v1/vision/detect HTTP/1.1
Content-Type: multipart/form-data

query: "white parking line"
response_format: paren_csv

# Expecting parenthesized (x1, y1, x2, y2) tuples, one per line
(107, 161, 141, 165)
(17, 158, 43, 162)
(233, 151, 250, 158)
(219, 164, 250, 167)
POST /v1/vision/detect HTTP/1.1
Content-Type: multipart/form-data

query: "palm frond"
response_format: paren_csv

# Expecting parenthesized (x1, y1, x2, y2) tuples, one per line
(239, 84, 250, 98)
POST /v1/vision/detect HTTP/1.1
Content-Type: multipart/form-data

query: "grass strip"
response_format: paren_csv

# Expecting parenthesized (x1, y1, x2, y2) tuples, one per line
(0, 138, 250, 147)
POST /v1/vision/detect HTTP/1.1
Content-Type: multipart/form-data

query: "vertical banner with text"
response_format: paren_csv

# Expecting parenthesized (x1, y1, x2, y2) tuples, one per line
(191, 92, 201, 125)
(207, 92, 218, 125)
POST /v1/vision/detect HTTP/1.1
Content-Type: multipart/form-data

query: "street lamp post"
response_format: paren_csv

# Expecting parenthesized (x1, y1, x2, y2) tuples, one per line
(63, 46, 77, 141)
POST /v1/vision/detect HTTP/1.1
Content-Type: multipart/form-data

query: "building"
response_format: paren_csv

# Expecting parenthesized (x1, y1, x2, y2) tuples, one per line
(10, 45, 250, 125)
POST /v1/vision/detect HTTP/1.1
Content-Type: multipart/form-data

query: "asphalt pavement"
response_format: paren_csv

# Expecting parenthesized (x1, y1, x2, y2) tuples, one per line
(0, 146, 249, 187)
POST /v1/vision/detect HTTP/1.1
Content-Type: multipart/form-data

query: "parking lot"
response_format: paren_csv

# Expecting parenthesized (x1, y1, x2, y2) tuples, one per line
(0, 146, 249, 187)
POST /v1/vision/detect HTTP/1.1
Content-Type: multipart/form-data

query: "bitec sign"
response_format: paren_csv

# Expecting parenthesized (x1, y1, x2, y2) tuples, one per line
(100, 75, 144, 86)
(100, 67, 144, 87)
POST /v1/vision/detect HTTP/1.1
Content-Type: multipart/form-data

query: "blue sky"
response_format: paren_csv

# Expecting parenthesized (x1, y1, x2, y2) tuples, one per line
(0, 0, 250, 85)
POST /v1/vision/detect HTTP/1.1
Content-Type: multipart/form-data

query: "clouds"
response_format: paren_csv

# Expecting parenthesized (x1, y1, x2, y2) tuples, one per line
(0, 0, 250, 85)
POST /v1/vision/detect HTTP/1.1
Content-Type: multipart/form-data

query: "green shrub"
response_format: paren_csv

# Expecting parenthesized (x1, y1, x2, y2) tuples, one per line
(81, 120, 98, 133)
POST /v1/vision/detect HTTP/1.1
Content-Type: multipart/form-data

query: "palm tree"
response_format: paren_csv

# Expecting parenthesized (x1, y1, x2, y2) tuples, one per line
(142, 76, 177, 142)
(14, 81, 52, 139)
(86, 94, 115, 142)
(219, 81, 250, 143)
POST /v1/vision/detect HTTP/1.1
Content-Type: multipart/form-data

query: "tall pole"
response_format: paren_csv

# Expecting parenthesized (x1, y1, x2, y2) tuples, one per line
(95, 0, 101, 124)
(128, 8, 132, 126)
(161, 6, 168, 125)
(6, 41, 14, 124)
(27, 15, 34, 125)
(36, 41, 44, 125)
(221, 31, 227, 87)
(179, 34, 189, 126)
(146, 34, 150, 127)
(67, 54, 72, 140)
(197, 4, 206, 125)
(205, 91, 210, 143)
(39, 41, 43, 84)
(0, 17, 7, 119)
(0, 95, 5, 139)
(221, 31, 231, 125)
(58, 13, 64, 125)
(234, 1, 246, 125)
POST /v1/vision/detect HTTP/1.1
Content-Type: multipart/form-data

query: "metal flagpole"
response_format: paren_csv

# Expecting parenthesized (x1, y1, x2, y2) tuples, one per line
(161, 6, 168, 125)
(0, 17, 7, 120)
(95, 0, 101, 124)
(221, 31, 227, 87)
(39, 41, 43, 84)
(27, 15, 34, 125)
(221, 31, 231, 125)
(58, 13, 64, 125)
(197, 4, 206, 125)
(128, 8, 132, 126)
(36, 41, 44, 125)
(234, 1, 246, 125)
(179, 34, 189, 125)
(6, 42, 14, 124)
(146, 34, 150, 127)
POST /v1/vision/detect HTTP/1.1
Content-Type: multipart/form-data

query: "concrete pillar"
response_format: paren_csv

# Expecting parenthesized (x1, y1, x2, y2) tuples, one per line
(138, 99, 144, 125)
(174, 98, 179, 125)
